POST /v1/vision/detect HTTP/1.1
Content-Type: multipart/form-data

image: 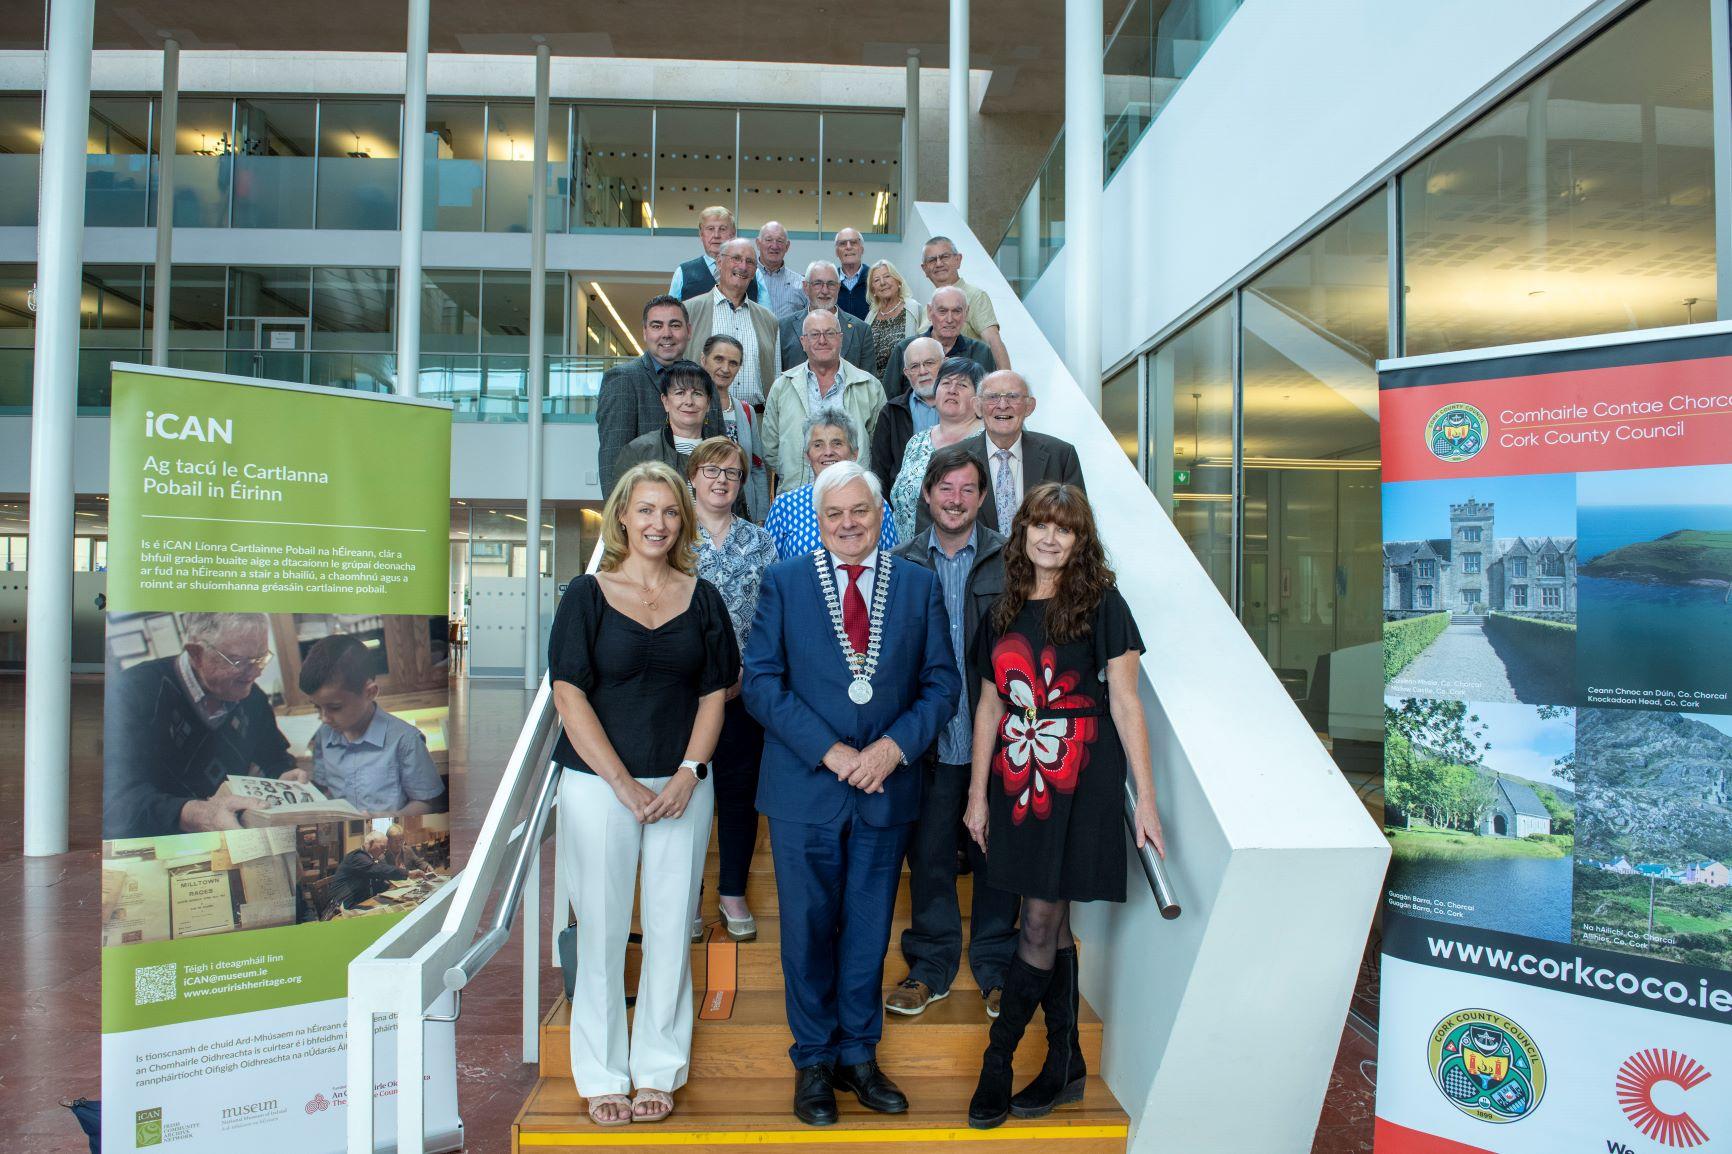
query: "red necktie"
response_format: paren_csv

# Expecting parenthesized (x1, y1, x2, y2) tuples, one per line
(839, 563, 868, 654)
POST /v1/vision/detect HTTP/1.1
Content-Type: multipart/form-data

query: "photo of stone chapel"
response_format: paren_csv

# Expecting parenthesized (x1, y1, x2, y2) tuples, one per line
(1384, 498, 1577, 621)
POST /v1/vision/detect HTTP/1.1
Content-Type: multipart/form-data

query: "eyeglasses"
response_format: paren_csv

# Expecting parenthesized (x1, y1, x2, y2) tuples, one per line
(697, 464, 745, 482)
(981, 391, 1030, 406)
(207, 646, 272, 672)
(922, 251, 959, 266)
(805, 330, 841, 342)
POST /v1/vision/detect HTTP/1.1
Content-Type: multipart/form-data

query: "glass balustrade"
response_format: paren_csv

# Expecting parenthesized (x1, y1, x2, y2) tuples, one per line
(994, 0, 1242, 297)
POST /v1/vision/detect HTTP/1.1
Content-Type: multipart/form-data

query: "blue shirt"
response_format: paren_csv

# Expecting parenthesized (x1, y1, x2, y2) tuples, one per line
(928, 525, 977, 764)
(696, 517, 778, 648)
(764, 482, 901, 561)
(310, 706, 444, 815)
(910, 393, 941, 435)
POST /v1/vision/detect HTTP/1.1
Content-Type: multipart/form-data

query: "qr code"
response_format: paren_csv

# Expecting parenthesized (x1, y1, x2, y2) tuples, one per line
(135, 962, 177, 1006)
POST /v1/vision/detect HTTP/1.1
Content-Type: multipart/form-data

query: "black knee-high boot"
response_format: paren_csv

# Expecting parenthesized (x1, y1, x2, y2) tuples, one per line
(968, 955, 1054, 1129)
(1009, 945, 1086, 1117)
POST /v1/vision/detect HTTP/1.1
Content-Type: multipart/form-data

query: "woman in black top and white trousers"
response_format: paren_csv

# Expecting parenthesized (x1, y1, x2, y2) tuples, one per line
(548, 460, 739, 1127)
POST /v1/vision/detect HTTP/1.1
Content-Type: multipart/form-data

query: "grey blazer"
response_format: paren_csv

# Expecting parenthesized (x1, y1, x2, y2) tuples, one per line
(778, 307, 874, 379)
(914, 429, 1086, 535)
(594, 355, 723, 498)
(687, 292, 782, 400)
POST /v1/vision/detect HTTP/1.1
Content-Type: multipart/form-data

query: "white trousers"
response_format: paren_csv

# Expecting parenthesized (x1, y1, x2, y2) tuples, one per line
(557, 767, 714, 1097)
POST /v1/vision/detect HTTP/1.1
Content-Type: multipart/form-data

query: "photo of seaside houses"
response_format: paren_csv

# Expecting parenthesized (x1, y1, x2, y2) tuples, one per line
(1572, 707, 1732, 969)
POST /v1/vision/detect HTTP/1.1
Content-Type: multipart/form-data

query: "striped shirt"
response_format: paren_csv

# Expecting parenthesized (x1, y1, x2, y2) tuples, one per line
(709, 288, 766, 405)
(928, 525, 977, 764)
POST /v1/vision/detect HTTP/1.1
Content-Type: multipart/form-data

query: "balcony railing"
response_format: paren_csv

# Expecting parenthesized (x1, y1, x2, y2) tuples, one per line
(993, 0, 1242, 298)
(0, 346, 624, 421)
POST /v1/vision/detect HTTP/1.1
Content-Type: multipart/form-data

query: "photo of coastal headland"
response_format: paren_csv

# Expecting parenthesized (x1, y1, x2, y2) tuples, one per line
(1383, 698, 1576, 943)
(1572, 707, 1732, 969)
(1577, 465, 1732, 714)
(1383, 475, 1576, 706)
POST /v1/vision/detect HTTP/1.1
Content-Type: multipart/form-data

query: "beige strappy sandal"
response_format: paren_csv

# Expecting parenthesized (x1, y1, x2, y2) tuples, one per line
(586, 1093, 632, 1127)
(631, 1088, 674, 1123)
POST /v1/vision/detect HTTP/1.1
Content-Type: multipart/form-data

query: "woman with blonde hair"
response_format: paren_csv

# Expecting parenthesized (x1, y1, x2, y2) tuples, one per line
(863, 258, 927, 381)
(547, 460, 739, 1127)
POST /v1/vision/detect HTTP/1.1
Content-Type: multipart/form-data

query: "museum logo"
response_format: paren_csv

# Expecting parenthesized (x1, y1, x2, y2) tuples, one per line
(135, 1106, 163, 1147)
(1615, 1048, 1710, 1148)
(1425, 403, 1489, 463)
(1428, 1008, 1545, 1123)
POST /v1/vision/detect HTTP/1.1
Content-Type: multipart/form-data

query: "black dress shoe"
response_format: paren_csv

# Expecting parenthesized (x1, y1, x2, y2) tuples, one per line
(793, 1064, 838, 1126)
(832, 1060, 909, 1114)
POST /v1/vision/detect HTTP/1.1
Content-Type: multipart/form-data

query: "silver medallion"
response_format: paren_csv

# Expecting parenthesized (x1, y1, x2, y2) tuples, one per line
(848, 677, 874, 705)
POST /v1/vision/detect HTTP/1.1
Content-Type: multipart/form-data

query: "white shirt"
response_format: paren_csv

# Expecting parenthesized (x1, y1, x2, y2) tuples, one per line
(826, 547, 879, 607)
(987, 433, 1024, 512)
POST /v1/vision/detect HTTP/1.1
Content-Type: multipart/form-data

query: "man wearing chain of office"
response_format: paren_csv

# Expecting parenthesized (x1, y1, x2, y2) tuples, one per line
(742, 460, 961, 1126)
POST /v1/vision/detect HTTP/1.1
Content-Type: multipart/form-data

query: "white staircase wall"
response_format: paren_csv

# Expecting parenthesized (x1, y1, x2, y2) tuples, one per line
(916, 199, 1388, 1153)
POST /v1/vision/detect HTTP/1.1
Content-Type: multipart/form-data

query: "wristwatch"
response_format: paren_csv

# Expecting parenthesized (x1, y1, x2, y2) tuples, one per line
(679, 758, 710, 780)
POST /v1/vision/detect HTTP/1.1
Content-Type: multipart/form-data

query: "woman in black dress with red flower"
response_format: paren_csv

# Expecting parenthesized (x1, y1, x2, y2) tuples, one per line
(962, 481, 1166, 1129)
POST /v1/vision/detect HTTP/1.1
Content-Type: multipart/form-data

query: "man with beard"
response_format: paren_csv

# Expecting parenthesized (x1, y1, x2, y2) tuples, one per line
(885, 444, 1018, 1019)
(868, 336, 944, 495)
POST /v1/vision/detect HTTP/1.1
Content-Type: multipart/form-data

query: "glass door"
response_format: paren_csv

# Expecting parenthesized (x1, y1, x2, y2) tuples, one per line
(253, 318, 310, 382)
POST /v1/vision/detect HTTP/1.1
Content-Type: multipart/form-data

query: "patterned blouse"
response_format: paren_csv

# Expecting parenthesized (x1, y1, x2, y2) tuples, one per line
(870, 309, 907, 380)
(695, 516, 779, 648)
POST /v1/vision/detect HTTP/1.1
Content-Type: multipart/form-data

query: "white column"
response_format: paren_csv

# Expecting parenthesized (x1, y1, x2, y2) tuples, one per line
(524, 42, 549, 689)
(396, 0, 430, 396)
(24, 0, 96, 859)
(150, 38, 178, 367)
(1064, 0, 1104, 408)
(947, 0, 969, 217)
(1017, 174, 1041, 289)
(903, 50, 920, 226)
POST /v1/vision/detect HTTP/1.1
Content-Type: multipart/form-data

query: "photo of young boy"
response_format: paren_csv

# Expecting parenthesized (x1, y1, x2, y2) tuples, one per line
(294, 633, 446, 816)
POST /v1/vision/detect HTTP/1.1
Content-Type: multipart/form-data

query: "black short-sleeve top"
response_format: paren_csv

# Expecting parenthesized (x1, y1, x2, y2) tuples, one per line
(971, 584, 1144, 693)
(547, 574, 739, 778)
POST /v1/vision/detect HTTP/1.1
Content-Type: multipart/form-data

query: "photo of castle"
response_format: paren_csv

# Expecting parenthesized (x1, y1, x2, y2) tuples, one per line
(1384, 498, 1577, 621)
(1383, 476, 1577, 706)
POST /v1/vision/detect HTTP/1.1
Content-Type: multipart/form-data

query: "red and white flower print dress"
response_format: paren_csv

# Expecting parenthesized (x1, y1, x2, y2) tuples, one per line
(972, 588, 1143, 903)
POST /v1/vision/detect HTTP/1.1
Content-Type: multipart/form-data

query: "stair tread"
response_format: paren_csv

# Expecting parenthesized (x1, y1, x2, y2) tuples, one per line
(543, 989, 1100, 1030)
(515, 1075, 1128, 1135)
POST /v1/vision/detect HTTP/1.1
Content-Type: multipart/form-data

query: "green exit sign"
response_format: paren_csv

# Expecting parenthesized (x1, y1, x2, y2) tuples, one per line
(1173, 469, 1191, 486)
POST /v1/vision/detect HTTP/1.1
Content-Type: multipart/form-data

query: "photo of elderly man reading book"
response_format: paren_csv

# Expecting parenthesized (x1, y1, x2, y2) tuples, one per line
(103, 611, 451, 839)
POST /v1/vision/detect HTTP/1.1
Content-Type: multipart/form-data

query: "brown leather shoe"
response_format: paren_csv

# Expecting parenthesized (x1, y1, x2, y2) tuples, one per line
(984, 986, 1003, 1019)
(884, 978, 949, 1016)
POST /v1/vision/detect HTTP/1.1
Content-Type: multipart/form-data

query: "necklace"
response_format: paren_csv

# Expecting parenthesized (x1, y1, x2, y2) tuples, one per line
(622, 568, 670, 610)
(813, 550, 892, 705)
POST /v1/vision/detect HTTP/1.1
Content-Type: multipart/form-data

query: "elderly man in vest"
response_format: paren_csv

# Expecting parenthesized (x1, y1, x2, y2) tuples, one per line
(669, 204, 769, 303)
(743, 461, 960, 1125)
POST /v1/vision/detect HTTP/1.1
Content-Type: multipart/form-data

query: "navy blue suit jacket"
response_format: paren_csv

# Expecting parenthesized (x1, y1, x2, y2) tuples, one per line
(743, 552, 961, 827)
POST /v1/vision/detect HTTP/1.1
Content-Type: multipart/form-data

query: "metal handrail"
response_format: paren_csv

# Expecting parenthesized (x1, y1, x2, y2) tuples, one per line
(1124, 778, 1181, 919)
(443, 693, 562, 992)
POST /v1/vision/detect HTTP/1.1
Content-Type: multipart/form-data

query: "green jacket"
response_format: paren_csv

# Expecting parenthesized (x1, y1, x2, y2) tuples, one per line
(758, 360, 886, 489)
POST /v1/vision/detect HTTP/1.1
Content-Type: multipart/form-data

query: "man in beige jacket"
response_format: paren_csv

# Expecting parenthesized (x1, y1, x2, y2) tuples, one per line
(760, 309, 885, 493)
(687, 237, 782, 408)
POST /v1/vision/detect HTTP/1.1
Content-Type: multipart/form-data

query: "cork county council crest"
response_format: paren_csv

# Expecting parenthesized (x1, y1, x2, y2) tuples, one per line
(1429, 1008, 1546, 1123)
(1425, 403, 1489, 462)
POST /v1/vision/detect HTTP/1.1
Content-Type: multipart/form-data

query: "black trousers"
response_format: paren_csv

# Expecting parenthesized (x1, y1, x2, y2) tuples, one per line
(713, 695, 764, 897)
(899, 759, 1020, 993)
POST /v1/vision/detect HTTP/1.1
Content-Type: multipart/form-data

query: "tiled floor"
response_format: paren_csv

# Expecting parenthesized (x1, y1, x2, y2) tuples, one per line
(0, 674, 1378, 1153)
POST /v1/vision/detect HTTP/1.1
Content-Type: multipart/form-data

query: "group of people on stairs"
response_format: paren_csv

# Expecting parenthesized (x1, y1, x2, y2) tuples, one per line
(553, 209, 1168, 1129)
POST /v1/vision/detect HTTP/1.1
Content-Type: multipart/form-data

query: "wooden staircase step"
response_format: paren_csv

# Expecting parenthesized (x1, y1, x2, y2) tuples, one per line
(691, 864, 975, 920)
(620, 916, 985, 994)
(538, 991, 1101, 1081)
(513, 1074, 1128, 1152)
